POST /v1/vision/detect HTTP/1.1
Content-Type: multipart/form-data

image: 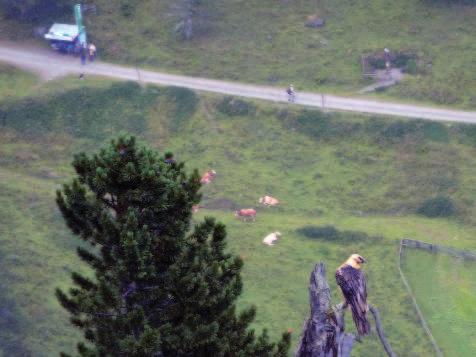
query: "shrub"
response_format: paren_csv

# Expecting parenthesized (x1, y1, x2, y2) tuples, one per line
(120, 2, 135, 17)
(417, 196, 455, 218)
(419, 121, 449, 142)
(216, 96, 256, 117)
(456, 124, 476, 146)
(405, 59, 418, 75)
(293, 110, 360, 141)
(393, 53, 412, 68)
(369, 58, 386, 70)
(162, 86, 199, 131)
(365, 118, 448, 144)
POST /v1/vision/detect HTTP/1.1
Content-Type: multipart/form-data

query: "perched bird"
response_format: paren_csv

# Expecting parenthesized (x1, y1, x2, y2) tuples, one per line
(335, 254, 371, 336)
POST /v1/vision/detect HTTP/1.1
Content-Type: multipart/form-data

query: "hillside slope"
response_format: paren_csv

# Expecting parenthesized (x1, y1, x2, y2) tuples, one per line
(1, 0, 476, 107)
(1, 72, 476, 355)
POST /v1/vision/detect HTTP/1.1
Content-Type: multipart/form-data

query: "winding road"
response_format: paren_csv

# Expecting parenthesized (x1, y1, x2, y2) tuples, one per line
(1, 43, 476, 124)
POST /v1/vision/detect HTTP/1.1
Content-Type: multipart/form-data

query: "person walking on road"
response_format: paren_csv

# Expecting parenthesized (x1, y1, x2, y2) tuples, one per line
(287, 84, 296, 103)
(88, 43, 97, 62)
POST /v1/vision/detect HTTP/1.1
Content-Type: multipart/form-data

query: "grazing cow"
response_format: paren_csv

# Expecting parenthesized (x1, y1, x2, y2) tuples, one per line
(235, 208, 257, 222)
(263, 231, 281, 246)
(200, 170, 217, 185)
(259, 195, 279, 207)
(192, 204, 202, 213)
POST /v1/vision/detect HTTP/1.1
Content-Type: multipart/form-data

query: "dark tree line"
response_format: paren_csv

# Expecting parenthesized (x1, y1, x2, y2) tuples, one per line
(0, 0, 74, 22)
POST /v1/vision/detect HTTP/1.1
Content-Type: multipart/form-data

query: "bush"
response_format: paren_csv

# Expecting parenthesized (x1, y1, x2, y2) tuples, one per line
(369, 58, 386, 70)
(216, 96, 256, 117)
(393, 53, 413, 68)
(417, 196, 455, 218)
(293, 110, 360, 141)
(456, 124, 476, 146)
(405, 59, 418, 75)
(120, 2, 135, 17)
(365, 118, 448, 144)
(162, 87, 199, 131)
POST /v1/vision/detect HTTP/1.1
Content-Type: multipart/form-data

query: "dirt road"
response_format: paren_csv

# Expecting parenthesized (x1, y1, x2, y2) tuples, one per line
(1, 43, 475, 124)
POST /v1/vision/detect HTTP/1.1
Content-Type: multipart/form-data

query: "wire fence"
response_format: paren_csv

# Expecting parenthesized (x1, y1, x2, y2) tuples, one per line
(401, 238, 476, 261)
(398, 239, 444, 357)
(398, 238, 476, 356)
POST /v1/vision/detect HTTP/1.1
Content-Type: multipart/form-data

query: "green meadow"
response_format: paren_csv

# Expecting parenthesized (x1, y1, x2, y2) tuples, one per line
(1, 66, 476, 355)
(401, 248, 476, 357)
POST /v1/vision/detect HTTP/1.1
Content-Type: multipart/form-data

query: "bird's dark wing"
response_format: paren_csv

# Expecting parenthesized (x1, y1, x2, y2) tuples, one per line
(336, 265, 370, 335)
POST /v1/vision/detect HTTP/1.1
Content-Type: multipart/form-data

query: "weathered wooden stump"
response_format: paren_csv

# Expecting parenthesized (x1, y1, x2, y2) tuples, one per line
(295, 263, 354, 357)
(295, 263, 395, 357)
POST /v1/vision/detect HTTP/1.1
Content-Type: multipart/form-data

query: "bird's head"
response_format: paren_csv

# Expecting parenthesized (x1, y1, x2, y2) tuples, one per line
(347, 254, 366, 269)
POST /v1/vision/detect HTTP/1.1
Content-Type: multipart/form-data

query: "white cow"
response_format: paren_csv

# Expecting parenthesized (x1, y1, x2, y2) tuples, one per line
(263, 231, 281, 246)
(259, 195, 279, 207)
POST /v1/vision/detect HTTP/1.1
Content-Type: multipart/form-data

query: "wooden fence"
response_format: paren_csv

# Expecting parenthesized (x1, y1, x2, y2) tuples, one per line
(401, 238, 476, 261)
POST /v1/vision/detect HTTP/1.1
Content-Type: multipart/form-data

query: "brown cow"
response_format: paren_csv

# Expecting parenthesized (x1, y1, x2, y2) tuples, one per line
(235, 208, 257, 222)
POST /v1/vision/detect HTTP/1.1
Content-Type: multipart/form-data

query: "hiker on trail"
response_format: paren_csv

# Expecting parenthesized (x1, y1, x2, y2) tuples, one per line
(286, 84, 296, 103)
(384, 48, 391, 75)
(88, 43, 97, 62)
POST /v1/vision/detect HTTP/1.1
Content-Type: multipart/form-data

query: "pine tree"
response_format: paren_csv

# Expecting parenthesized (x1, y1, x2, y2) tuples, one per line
(56, 135, 290, 356)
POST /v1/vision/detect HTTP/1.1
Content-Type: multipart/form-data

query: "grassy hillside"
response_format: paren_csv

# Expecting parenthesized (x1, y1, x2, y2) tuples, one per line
(2, 1, 476, 107)
(90, 0, 476, 108)
(401, 248, 476, 356)
(0, 64, 38, 98)
(1, 73, 476, 355)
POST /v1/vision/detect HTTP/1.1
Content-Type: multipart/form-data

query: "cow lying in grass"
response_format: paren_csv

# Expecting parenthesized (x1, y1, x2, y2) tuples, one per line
(263, 231, 281, 246)
(200, 170, 217, 185)
(259, 195, 279, 206)
(235, 208, 257, 222)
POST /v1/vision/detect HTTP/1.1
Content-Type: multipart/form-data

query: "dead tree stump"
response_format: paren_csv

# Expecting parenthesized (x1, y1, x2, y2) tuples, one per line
(295, 263, 354, 357)
(295, 263, 395, 357)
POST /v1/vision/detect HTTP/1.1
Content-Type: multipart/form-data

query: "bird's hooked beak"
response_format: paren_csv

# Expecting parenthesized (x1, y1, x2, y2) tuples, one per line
(359, 256, 367, 264)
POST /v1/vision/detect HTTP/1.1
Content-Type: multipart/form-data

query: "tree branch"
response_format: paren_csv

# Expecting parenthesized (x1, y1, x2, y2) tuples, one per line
(369, 305, 396, 357)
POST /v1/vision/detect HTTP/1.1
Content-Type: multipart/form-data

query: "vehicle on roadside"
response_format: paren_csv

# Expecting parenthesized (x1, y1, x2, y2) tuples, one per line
(44, 23, 80, 55)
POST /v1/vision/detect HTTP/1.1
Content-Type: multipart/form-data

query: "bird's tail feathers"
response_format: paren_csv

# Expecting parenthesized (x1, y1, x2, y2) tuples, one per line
(351, 306, 371, 336)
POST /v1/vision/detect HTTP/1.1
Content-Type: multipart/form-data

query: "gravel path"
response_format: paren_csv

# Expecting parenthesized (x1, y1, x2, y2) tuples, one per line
(1, 43, 476, 124)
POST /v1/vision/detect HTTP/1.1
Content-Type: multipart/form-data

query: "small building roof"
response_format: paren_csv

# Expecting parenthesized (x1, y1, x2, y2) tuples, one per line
(44, 23, 78, 42)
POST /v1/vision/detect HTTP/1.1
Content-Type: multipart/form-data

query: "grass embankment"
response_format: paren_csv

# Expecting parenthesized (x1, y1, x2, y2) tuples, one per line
(0, 64, 38, 98)
(1, 74, 476, 355)
(401, 249, 476, 356)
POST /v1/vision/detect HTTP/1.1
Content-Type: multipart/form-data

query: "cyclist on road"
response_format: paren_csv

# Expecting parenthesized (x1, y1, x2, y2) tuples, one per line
(286, 84, 296, 103)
